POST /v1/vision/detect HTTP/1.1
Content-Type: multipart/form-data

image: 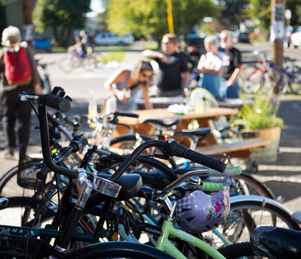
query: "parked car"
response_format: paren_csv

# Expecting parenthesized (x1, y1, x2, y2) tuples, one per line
(94, 32, 134, 46)
(34, 36, 51, 51)
(289, 26, 301, 49)
(284, 26, 293, 48)
(184, 34, 205, 60)
(238, 31, 249, 43)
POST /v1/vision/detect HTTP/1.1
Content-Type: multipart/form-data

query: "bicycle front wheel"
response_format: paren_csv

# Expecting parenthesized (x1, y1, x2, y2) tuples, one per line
(83, 55, 97, 71)
(66, 241, 175, 259)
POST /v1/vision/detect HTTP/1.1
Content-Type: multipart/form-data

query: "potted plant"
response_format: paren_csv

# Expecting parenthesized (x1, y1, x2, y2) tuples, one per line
(232, 96, 284, 163)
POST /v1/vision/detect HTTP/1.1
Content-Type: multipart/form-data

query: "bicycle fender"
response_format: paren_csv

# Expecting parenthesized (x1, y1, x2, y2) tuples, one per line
(230, 195, 294, 217)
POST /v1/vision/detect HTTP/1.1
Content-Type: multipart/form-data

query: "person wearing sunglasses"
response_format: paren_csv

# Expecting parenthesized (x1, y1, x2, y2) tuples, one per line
(104, 60, 154, 111)
(142, 34, 189, 97)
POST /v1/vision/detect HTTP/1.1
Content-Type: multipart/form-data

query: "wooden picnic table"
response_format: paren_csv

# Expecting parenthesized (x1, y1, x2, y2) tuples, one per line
(115, 107, 270, 161)
(115, 107, 238, 146)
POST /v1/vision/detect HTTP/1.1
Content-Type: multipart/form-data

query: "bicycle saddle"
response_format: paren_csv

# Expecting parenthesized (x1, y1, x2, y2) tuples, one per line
(98, 174, 142, 201)
(140, 118, 181, 127)
(251, 226, 301, 259)
(132, 170, 173, 190)
(172, 127, 211, 138)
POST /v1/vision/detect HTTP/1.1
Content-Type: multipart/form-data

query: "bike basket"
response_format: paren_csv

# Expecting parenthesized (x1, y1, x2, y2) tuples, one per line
(0, 227, 51, 258)
(17, 144, 43, 190)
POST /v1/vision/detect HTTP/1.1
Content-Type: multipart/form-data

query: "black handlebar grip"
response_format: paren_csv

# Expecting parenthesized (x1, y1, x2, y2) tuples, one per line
(183, 149, 227, 173)
(45, 95, 71, 113)
(37, 165, 50, 180)
(115, 111, 139, 118)
(166, 139, 226, 173)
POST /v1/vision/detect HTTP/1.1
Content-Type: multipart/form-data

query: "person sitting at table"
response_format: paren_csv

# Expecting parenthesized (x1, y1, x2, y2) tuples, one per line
(104, 60, 154, 111)
(197, 35, 225, 98)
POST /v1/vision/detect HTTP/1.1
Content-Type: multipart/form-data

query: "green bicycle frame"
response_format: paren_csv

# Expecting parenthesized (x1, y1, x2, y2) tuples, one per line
(156, 220, 226, 259)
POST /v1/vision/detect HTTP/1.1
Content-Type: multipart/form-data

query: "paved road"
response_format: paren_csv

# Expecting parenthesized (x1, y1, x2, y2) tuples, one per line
(0, 42, 300, 213)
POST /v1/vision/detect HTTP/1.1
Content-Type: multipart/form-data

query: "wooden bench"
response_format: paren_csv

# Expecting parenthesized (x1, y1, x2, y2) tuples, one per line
(195, 139, 271, 159)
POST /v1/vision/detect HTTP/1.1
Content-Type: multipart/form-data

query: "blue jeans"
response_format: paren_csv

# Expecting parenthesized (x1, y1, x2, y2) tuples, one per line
(226, 81, 240, 98)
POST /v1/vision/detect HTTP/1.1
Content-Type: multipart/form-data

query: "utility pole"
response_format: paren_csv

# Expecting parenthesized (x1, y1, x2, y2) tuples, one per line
(271, 0, 284, 68)
(22, 0, 34, 49)
(166, 0, 174, 34)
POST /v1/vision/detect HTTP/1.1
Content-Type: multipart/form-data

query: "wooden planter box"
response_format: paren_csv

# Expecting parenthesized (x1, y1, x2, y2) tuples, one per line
(241, 127, 281, 163)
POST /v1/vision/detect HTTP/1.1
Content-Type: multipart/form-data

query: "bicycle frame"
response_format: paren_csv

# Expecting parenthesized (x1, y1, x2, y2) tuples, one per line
(157, 220, 226, 259)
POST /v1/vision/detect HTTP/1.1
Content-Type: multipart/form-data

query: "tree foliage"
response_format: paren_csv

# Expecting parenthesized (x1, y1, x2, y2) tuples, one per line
(247, 0, 270, 31)
(32, 0, 91, 45)
(105, 0, 219, 39)
(217, 0, 250, 29)
(248, 0, 301, 31)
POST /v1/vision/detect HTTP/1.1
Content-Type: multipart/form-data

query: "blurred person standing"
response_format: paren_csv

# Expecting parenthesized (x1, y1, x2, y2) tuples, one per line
(104, 60, 154, 111)
(197, 35, 225, 98)
(142, 34, 189, 97)
(0, 26, 42, 159)
(220, 30, 242, 98)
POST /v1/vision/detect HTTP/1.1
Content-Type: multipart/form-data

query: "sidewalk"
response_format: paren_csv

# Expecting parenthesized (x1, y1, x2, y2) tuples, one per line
(121, 42, 145, 68)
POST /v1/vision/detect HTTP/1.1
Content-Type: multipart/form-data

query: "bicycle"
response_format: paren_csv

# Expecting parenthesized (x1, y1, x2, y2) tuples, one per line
(2, 89, 299, 258)
(241, 50, 289, 95)
(36, 59, 53, 94)
(0, 86, 239, 258)
(0, 87, 181, 258)
(58, 50, 98, 73)
(283, 59, 301, 95)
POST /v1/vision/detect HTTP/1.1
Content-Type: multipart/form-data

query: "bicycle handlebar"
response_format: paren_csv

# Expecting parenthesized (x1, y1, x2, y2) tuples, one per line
(165, 139, 227, 173)
(20, 92, 71, 113)
(113, 111, 139, 118)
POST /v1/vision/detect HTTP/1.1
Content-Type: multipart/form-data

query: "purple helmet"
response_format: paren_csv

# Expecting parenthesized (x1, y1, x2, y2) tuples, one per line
(175, 190, 230, 233)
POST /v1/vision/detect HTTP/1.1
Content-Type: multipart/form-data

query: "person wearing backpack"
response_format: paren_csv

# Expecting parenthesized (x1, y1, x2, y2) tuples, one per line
(0, 26, 42, 159)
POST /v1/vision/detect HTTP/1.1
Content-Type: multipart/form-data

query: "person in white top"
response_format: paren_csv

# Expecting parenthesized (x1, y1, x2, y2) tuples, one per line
(197, 35, 226, 98)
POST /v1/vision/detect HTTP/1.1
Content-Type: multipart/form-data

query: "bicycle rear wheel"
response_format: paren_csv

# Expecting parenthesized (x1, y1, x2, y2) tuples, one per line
(58, 56, 74, 73)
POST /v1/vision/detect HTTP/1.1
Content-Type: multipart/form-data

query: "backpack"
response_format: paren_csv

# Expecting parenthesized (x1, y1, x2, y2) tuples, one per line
(3, 45, 32, 86)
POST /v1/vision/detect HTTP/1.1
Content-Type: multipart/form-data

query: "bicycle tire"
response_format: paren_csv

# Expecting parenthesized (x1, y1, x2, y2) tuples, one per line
(110, 134, 156, 154)
(217, 242, 257, 258)
(110, 134, 178, 169)
(58, 56, 74, 73)
(231, 172, 276, 199)
(262, 67, 288, 95)
(213, 196, 301, 246)
(0, 160, 42, 197)
(0, 196, 48, 226)
(273, 68, 289, 95)
(65, 241, 174, 259)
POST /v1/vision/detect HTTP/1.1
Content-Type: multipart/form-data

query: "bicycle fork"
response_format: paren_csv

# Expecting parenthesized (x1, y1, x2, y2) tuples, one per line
(49, 168, 93, 259)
